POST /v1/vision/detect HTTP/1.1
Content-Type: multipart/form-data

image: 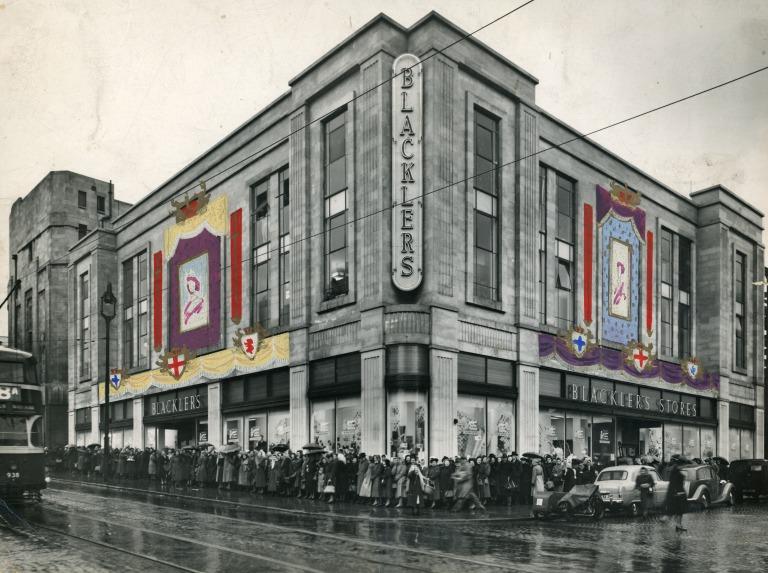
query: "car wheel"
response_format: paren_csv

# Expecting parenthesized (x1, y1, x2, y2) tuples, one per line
(629, 502, 641, 518)
(557, 501, 570, 514)
(726, 490, 735, 507)
(700, 492, 710, 511)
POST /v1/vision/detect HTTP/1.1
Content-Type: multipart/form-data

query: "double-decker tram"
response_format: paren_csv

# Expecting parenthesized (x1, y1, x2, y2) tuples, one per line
(0, 346, 46, 502)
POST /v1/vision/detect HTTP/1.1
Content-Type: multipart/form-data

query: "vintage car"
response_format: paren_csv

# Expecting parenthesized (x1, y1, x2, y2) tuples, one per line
(595, 465, 669, 516)
(680, 464, 735, 509)
(729, 459, 768, 502)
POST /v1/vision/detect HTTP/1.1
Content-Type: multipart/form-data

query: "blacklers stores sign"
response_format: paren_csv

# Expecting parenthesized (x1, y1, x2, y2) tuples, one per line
(391, 53, 423, 291)
(144, 388, 207, 420)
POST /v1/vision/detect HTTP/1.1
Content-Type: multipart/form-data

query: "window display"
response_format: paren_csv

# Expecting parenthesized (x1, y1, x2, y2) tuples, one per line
(457, 395, 486, 458)
(311, 400, 335, 449)
(663, 424, 682, 461)
(268, 409, 290, 448)
(248, 414, 267, 451)
(388, 391, 427, 459)
(335, 397, 361, 451)
(487, 398, 515, 456)
(538, 409, 565, 457)
(682, 425, 700, 460)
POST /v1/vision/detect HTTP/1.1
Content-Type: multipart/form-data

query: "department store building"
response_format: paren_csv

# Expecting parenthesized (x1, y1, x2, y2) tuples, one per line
(62, 12, 764, 462)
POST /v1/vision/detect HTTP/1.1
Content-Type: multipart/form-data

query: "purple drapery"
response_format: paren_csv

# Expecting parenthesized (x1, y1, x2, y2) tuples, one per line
(596, 185, 646, 236)
(538, 333, 718, 391)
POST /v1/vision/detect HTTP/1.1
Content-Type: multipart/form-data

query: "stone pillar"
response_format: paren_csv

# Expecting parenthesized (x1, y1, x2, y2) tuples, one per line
(429, 349, 457, 459)
(90, 384, 100, 445)
(133, 398, 144, 449)
(67, 390, 75, 445)
(208, 383, 222, 446)
(756, 408, 765, 458)
(361, 349, 386, 455)
(290, 365, 308, 449)
(517, 364, 540, 454)
(717, 400, 730, 458)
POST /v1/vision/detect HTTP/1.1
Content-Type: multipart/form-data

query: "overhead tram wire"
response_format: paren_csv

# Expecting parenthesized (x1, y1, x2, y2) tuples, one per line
(5, 62, 768, 332)
(0, 2, 538, 301)
(163, 1, 539, 206)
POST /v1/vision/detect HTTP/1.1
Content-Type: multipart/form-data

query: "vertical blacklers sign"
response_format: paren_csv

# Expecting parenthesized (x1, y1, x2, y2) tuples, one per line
(392, 54, 423, 291)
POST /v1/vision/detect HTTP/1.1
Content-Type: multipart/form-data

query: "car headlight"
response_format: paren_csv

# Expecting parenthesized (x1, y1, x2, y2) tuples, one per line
(45, 476, 51, 483)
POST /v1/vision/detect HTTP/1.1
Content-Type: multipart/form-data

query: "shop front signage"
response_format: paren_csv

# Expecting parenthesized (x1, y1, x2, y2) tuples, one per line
(567, 384, 697, 417)
(149, 393, 204, 416)
(198, 431, 208, 443)
(391, 53, 423, 291)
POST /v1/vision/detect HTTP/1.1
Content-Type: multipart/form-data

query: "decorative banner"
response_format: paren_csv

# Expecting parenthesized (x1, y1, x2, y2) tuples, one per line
(391, 53, 423, 291)
(597, 184, 644, 345)
(625, 341, 654, 373)
(583, 203, 594, 326)
(233, 325, 268, 360)
(538, 332, 719, 392)
(152, 251, 163, 351)
(230, 209, 243, 324)
(156, 347, 193, 380)
(99, 332, 290, 401)
(170, 182, 210, 223)
(164, 195, 227, 260)
(169, 229, 221, 351)
(645, 231, 654, 335)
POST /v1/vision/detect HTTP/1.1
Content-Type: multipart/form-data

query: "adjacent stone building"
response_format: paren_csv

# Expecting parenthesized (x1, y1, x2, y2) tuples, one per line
(11, 12, 762, 460)
(6, 171, 131, 447)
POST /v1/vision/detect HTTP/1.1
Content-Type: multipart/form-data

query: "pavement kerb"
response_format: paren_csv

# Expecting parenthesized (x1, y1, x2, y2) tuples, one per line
(50, 478, 534, 524)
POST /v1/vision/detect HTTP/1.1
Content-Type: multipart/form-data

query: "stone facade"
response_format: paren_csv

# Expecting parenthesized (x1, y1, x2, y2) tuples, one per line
(9, 13, 764, 460)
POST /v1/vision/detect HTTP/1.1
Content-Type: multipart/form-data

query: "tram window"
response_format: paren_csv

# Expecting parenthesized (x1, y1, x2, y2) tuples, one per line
(0, 361, 25, 384)
(30, 417, 43, 447)
(0, 416, 28, 446)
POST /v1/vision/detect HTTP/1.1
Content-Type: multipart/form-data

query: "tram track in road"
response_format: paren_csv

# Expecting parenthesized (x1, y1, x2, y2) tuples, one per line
(43, 485, 519, 571)
(1, 500, 198, 573)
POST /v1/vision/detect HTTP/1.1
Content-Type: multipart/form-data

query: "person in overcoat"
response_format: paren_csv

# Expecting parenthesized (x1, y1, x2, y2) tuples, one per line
(451, 459, 485, 512)
(426, 458, 442, 509)
(267, 454, 280, 493)
(205, 450, 217, 487)
(116, 449, 127, 478)
(477, 456, 492, 502)
(222, 452, 237, 489)
(369, 455, 383, 506)
(238, 453, 251, 489)
(488, 454, 499, 502)
(357, 453, 370, 502)
(253, 451, 267, 493)
(438, 457, 455, 507)
(380, 458, 393, 506)
(334, 453, 348, 503)
(346, 455, 358, 501)
(665, 455, 688, 532)
(148, 449, 158, 480)
(393, 456, 408, 508)
(407, 462, 425, 515)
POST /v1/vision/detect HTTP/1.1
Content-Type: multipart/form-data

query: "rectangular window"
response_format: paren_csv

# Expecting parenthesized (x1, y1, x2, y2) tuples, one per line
(78, 190, 87, 209)
(538, 167, 547, 323)
(252, 178, 271, 326)
(37, 290, 46, 370)
(122, 259, 134, 369)
(121, 252, 149, 370)
(97, 195, 106, 214)
(473, 109, 500, 301)
(24, 289, 33, 352)
(78, 224, 88, 239)
(278, 168, 290, 324)
(660, 228, 673, 355)
(14, 302, 21, 349)
(678, 237, 691, 357)
(735, 252, 746, 369)
(555, 173, 574, 330)
(324, 110, 348, 298)
(80, 271, 90, 379)
(254, 245, 270, 325)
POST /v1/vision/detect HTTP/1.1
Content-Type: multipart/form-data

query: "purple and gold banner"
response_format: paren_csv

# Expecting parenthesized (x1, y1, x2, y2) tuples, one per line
(538, 333, 718, 392)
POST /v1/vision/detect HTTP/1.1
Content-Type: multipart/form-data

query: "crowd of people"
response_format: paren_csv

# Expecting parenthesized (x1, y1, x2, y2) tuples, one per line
(46, 444, 729, 518)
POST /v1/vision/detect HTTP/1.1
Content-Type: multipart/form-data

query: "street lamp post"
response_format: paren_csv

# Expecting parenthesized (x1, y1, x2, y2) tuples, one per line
(100, 283, 116, 481)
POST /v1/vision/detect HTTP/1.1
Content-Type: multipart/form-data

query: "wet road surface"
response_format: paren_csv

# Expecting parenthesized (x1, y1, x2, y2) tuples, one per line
(3, 480, 768, 572)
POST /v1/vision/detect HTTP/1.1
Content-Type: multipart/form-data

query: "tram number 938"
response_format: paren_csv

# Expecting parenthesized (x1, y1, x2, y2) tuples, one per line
(6, 472, 20, 479)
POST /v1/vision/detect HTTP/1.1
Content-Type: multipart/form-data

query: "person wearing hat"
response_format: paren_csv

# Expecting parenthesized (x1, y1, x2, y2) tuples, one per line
(665, 454, 688, 532)
(427, 458, 441, 509)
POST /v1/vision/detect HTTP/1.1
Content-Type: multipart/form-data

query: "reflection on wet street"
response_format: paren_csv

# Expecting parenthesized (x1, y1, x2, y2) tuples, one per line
(3, 481, 768, 572)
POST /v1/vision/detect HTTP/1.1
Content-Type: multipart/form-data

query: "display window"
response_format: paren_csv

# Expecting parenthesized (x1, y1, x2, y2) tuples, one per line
(268, 409, 290, 448)
(538, 409, 565, 457)
(225, 419, 241, 445)
(683, 426, 700, 460)
(456, 395, 515, 458)
(388, 391, 427, 459)
(310, 398, 360, 452)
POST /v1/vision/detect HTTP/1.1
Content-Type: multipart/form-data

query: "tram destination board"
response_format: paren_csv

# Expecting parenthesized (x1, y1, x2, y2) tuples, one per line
(0, 385, 22, 402)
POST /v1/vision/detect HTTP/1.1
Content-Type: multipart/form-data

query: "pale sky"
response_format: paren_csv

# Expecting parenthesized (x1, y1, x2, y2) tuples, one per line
(1, 0, 767, 337)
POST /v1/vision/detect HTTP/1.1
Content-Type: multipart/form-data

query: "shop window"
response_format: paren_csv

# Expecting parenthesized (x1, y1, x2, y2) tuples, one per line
(592, 416, 615, 465)
(639, 424, 663, 460)
(388, 391, 426, 458)
(225, 419, 241, 445)
(682, 426, 700, 460)
(268, 409, 290, 448)
(311, 399, 335, 450)
(487, 398, 515, 456)
(248, 414, 267, 451)
(663, 424, 683, 461)
(538, 409, 565, 458)
(565, 412, 591, 459)
(457, 395, 487, 458)
(540, 370, 562, 398)
(335, 397, 362, 451)
(700, 427, 716, 458)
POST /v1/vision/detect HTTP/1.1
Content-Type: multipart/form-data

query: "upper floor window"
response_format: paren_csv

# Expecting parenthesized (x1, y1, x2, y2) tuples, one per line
(735, 251, 746, 370)
(122, 252, 149, 370)
(97, 195, 106, 214)
(660, 229, 674, 355)
(473, 108, 499, 301)
(324, 110, 348, 298)
(554, 172, 574, 330)
(278, 168, 290, 325)
(538, 167, 548, 323)
(78, 224, 88, 240)
(78, 190, 87, 209)
(660, 228, 695, 358)
(79, 271, 90, 379)
(251, 178, 271, 326)
(678, 237, 692, 357)
(24, 289, 32, 352)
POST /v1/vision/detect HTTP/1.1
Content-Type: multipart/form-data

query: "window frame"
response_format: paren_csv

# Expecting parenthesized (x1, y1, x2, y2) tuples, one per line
(554, 171, 575, 330)
(734, 251, 747, 371)
(323, 108, 349, 300)
(121, 251, 150, 373)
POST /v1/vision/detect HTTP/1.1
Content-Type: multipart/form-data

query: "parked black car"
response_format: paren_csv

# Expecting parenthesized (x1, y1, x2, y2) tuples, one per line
(729, 459, 768, 502)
